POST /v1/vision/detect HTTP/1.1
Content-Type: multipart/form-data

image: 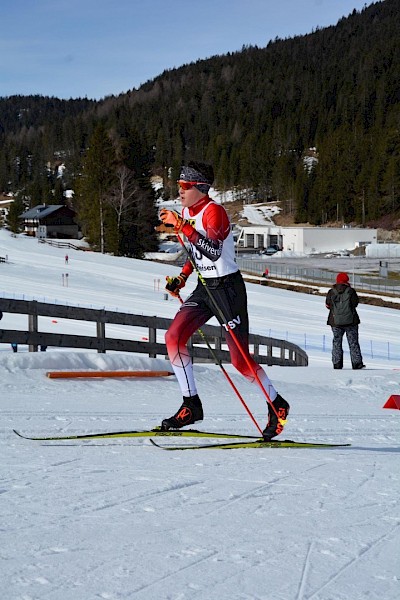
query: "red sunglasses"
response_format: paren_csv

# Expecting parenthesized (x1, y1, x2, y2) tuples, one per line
(177, 180, 209, 191)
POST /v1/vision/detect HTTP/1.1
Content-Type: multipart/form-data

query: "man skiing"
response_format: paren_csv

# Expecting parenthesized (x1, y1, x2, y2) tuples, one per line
(158, 160, 289, 441)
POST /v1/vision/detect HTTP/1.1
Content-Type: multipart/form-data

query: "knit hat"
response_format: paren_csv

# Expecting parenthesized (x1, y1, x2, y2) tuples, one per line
(336, 272, 349, 284)
(179, 163, 213, 195)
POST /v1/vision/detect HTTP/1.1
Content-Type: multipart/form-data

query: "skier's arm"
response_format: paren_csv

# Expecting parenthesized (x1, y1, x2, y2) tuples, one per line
(181, 260, 193, 278)
(325, 290, 332, 309)
(351, 288, 359, 309)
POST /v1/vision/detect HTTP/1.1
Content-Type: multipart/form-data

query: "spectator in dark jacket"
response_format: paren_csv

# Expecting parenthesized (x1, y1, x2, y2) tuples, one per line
(326, 272, 365, 370)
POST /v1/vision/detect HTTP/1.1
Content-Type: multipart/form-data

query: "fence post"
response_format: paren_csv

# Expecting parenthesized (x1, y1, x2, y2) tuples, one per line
(187, 335, 194, 363)
(28, 301, 38, 352)
(96, 310, 106, 353)
(214, 337, 221, 352)
(253, 341, 260, 359)
(148, 326, 156, 358)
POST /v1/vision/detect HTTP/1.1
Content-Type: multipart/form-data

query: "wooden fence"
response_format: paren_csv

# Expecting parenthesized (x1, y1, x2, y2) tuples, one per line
(38, 239, 89, 251)
(0, 298, 308, 366)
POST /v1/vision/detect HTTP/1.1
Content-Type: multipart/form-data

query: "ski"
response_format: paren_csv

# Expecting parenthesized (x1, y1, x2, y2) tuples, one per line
(150, 438, 351, 451)
(12, 428, 260, 442)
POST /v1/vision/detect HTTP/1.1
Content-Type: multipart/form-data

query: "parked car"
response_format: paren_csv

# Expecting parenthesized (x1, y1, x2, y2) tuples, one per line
(261, 245, 281, 256)
(325, 250, 351, 258)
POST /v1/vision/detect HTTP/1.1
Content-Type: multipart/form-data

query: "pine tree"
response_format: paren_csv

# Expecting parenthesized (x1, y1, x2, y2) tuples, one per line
(75, 124, 117, 253)
(53, 177, 65, 204)
(6, 195, 25, 233)
(117, 128, 159, 257)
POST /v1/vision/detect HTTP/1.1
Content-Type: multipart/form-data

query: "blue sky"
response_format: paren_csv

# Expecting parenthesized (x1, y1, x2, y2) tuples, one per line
(1, 0, 377, 100)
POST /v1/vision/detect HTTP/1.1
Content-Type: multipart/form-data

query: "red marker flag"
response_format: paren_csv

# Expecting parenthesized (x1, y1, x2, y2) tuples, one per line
(382, 394, 400, 410)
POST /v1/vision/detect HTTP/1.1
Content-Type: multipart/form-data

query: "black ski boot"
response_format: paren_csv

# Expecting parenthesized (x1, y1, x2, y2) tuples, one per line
(262, 394, 290, 441)
(161, 394, 204, 430)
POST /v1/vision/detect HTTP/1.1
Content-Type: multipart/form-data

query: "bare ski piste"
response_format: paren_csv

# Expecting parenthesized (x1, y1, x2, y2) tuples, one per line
(150, 438, 351, 451)
(12, 428, 259, 442)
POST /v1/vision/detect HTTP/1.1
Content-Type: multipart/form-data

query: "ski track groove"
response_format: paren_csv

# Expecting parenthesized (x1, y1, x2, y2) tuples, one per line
(60, 478, 203, 521)
(203, 474, 292, 517)
(341, 460, 377, 503)
(297, 541, 314, 600)
(126, 550, 219, 597)
(304, 522, 400, 599)
(6, 478, 205, 532)
(1, 459, 83, 488)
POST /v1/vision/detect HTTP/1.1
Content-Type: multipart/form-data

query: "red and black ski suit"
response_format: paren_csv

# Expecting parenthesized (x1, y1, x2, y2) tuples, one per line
(165, 195, 278, 402)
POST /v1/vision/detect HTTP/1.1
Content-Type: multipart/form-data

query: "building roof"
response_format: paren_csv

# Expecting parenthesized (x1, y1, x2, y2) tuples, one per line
(20, 205, 66, 219)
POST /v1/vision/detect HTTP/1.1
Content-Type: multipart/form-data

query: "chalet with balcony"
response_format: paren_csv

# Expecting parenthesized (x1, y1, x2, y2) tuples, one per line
(20, 204, 79, 239)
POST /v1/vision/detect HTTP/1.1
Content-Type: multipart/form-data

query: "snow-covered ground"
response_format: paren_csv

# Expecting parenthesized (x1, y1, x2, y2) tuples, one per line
(1, 229, 400, 600)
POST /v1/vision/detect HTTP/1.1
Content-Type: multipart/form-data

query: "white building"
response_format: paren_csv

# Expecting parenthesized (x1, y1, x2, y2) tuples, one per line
(0, 195, 14, 220)
(366, 243, 400, 259)
(236, 225, 377, 254)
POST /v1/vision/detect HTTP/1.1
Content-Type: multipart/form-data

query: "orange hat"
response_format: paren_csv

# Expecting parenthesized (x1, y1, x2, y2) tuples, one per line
(336, 272, 349, 284)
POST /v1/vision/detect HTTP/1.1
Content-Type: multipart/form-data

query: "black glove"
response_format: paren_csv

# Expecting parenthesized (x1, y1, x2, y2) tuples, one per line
(165, 273, 188, 297)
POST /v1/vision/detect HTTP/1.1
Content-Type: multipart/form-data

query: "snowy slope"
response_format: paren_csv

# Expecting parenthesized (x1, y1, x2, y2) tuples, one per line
(1, 229, 400, 600)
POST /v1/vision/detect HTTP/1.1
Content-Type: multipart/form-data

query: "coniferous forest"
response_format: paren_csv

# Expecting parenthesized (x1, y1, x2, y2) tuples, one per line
(0, 0, 399, 255)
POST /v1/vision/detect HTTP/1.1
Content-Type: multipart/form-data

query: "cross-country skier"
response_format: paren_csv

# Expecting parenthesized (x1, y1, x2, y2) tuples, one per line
(158, 160, 289, 440)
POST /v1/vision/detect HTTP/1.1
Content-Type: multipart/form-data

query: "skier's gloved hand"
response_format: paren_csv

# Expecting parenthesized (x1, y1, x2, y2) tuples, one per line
(159, 209, 186, 233)
(165, 273, 188, 297)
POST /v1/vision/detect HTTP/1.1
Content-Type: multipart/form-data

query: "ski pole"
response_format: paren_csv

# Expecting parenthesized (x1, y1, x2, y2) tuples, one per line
(173, 291, 263, 436)
(175, 234, 284, 425)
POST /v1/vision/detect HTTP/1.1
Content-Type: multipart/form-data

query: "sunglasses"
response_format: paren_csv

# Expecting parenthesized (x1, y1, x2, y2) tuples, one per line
(177, 180, 209, 191)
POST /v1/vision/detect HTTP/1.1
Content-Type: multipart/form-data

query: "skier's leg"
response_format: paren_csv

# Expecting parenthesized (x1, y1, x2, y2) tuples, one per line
(332, 326, 345, 368)
(162, 287, 212, 429)
(225, 327, 290, 441)
(345, 325, 364, 369)
(210, 272, 289, 439)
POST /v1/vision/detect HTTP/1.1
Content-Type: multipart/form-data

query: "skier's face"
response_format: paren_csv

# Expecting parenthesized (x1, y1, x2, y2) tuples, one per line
(179, 184, 204, 208)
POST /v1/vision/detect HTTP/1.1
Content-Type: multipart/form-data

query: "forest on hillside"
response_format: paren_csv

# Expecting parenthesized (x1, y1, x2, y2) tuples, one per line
(0, 0, 399, 253)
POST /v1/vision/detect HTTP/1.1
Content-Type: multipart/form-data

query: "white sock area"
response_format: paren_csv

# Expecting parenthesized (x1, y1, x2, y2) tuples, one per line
(171, 362, 198, 398)
(257, 369, 277, 403)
